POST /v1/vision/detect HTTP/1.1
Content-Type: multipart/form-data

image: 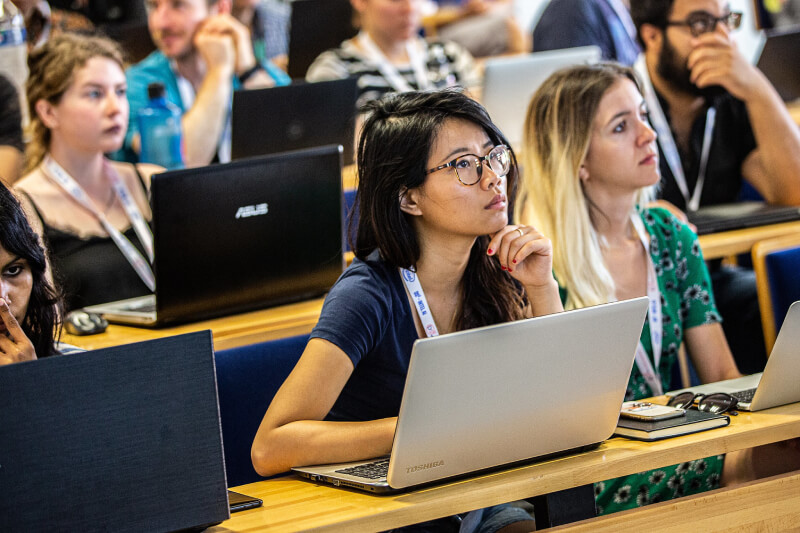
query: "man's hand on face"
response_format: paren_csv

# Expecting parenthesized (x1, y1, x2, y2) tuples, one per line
(686, 25, 766, 102)
(195, 13, 257, 77)
(193, 15, 238, 76)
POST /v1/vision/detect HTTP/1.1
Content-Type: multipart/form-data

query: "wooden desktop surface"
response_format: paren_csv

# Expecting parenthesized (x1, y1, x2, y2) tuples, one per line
(696, 220, 800, 260)
(61, 297, 325, 351)
(210, 401, 800, 532)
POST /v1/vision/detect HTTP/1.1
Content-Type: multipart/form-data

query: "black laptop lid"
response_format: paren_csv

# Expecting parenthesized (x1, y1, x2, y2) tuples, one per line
(756, 27, 800, 101)
(231, 78, 358, 164)
(0, 332, 229, 532)
(688, 201, 800, 235)
(287, 0, 356, 80)
(151, 145, 344, 325)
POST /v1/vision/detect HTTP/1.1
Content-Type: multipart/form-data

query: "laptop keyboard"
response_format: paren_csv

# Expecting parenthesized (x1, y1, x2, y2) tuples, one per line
(335, 459, 389, 480)
(730, 388, 756, 403)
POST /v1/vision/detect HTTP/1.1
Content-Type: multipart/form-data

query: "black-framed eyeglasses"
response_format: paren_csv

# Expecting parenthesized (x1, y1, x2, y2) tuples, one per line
(667, 391, 739, 415)
(426, 145, 511, 186)
(666, 11, 743, 37)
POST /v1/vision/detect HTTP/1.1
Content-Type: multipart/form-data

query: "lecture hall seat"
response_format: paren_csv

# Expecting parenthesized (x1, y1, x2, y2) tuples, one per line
(752, 233, 800, 354)
(215, 334, 309, 487)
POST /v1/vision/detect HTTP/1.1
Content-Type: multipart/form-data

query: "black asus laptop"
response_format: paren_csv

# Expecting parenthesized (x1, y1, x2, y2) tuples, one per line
(756, 27, 800, 101)
(0, 332, 230, 532)
(86, 145, 344, 326)
(687, 201, 800, 235)
(287, 0, 356, 80)
(231, 78, 358, 164)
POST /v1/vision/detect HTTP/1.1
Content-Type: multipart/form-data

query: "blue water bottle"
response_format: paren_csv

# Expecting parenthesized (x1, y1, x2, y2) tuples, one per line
(137, 82, 184, 169)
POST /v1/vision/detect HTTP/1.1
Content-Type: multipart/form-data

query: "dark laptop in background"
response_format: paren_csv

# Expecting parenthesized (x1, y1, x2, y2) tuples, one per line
(232, 78, 358, 164)
(287, 0, 356, 80)
(756, 27, 800, 101)
(687, 201, 800, 235)
(0, 332, 229, 532)
(86, 145, 344, 326)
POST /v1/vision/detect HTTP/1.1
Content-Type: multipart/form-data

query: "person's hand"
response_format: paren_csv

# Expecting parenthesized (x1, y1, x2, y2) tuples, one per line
(198, 13, 257, 77)
(193, 15, 237, 76)
(0, 298, 36, 366)
(487, 224, 555, 289)
(687, 25, 768, 102)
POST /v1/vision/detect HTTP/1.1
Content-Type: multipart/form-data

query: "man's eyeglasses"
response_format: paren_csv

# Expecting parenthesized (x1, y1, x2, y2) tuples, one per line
(666, 11, 743, 37)
(426, 145, 511, 186)
(667, 391, 739, 415)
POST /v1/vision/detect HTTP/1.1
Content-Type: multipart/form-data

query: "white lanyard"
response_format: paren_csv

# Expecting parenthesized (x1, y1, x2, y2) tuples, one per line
(42, 156, 156, 291)
(630, 215, 664, 396)
(357, 32, 431, 92)
(634, 55, 716, 212)
(399, 268, 439, 337)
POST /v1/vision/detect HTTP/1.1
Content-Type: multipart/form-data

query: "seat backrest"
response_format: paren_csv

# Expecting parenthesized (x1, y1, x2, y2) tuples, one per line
(215, 334, 309, 487)
(752, 234, 800, 353)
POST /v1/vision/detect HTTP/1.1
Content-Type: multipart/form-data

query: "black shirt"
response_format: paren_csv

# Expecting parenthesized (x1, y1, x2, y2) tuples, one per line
(656, 91, 757, 210)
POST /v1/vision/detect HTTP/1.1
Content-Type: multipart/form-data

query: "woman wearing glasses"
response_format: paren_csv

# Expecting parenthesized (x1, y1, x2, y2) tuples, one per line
(252, 89, 562, 531)
(518, 63, 743, 514)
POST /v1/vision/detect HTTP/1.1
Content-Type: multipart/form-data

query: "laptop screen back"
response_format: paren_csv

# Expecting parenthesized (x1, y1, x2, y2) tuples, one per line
(756, 28, 800, 101)
(482, 46, 601, 148)
(231, 79, 358, 164)
(0, 332, 229, 532)
(150, 145, 344, 325)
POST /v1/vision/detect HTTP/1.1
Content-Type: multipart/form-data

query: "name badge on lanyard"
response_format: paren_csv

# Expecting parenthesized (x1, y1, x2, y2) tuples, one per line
(42, 156, 156, 291)
(358, 32, 431, 93)
(634, 55, 716, 212)
(399, 268, 439, 337)
(630, 214, 664, 396)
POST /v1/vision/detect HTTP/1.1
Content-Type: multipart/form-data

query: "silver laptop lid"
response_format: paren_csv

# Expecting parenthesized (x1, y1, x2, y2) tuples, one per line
(387, 297, 648, 489)
(481, 46, 601, 148)
(668, 301, 800, 411)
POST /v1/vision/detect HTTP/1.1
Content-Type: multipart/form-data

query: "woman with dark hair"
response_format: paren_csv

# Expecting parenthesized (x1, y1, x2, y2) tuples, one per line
(251, 89, 562, 531)
(0, 184, 62, 365)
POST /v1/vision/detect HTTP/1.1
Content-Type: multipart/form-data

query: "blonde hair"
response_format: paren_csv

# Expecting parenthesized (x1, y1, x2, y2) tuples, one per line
(25, 33, 124, 174)
(518, 63, 655, 310)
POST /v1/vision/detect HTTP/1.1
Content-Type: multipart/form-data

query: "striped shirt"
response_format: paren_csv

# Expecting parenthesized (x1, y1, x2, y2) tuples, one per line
(306, 37, 478, 109)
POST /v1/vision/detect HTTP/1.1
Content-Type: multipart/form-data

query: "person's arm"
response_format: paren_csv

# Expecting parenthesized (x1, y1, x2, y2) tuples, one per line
(684, 323, 741, 383)
(688, 27, 800, 205)
(181, 17, 237, 167)
(487, 224, 564, 316)
(251, 338, 396, 477)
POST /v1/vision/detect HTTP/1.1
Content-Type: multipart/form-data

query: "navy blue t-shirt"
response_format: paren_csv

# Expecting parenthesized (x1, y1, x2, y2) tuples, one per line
(311, 251, 418, 422)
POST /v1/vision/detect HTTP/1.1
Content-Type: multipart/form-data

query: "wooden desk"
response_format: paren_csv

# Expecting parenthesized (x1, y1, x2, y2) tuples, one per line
(62, 297, 325, 351)
(210, 401, 800, 532)
(697, 220, 800, 260)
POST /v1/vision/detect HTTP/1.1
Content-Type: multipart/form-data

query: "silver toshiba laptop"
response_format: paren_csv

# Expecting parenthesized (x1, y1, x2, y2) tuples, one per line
(670, 300, 800, 411)
(292, 297, 649, 493)
(481, 46, 601, 148)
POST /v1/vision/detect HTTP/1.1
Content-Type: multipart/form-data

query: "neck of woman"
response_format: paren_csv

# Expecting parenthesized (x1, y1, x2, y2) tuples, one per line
(363, 28, 411, 63)
(413, 231, 474, 301)
(47, 140, 108, 196)
(587, 189, 638, 248)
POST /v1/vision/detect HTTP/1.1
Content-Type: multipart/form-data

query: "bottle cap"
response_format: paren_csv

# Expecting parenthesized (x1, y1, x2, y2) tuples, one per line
(147, 82, 166, 100)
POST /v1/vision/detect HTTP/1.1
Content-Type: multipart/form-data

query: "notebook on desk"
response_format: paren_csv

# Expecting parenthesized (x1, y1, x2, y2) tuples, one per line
(670, 300, 800, 411)
(756, 27, 800, 102)
(0, 332, 230, 532)
(292, 297, 649, 493)
(85, 145, 344, 327)
(687, 201, 800, 235)
(231, 78, 359, 164)
(481, 46, 601, 148)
